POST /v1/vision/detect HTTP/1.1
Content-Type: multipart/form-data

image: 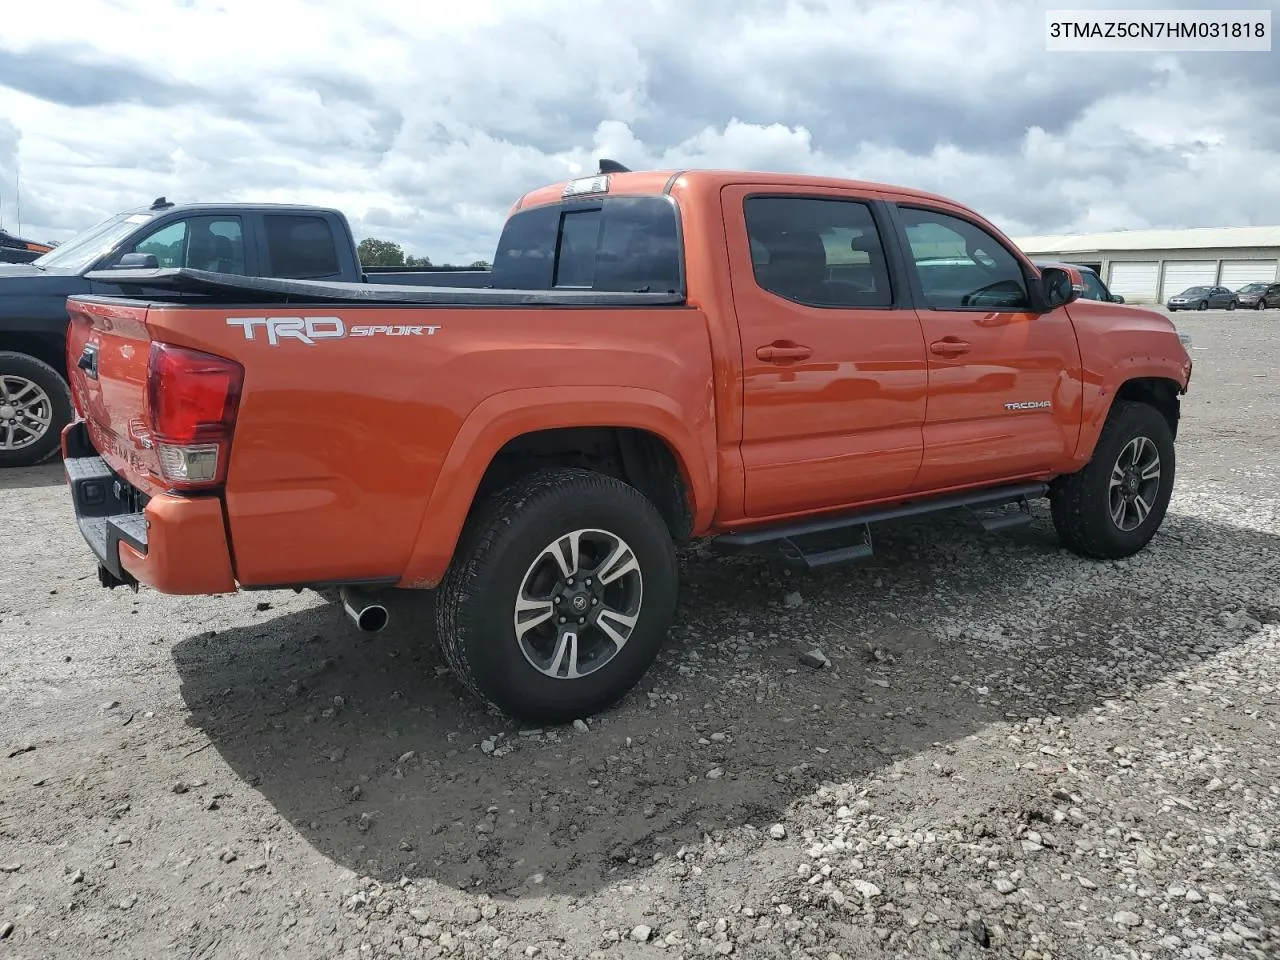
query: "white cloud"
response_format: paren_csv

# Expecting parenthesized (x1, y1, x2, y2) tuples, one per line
(1, 0, 1277, 263)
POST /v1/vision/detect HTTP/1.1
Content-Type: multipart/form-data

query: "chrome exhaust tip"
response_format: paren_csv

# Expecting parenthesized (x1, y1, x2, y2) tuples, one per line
(340, 586, 389, 633)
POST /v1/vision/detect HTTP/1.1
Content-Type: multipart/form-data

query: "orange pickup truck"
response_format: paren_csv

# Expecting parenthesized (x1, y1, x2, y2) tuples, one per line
(60, 164, 1193, 723)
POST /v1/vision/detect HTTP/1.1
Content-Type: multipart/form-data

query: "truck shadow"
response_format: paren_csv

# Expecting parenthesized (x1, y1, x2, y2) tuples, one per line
(171, 503, 1278, 902)
(0, 459, 65, 490)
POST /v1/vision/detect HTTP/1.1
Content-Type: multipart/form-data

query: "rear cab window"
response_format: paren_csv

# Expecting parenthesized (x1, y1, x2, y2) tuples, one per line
(490, 196, 683, 294)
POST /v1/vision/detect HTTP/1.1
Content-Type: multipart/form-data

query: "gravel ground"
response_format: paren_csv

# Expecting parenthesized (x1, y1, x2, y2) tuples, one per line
(1, 309, 1277, 960)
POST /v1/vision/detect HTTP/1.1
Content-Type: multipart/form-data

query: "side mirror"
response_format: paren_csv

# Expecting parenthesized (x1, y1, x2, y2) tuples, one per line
(113, 252, 160, 269)
(1038, 264, 1084, 310)
(1110, 293, 1125, 303)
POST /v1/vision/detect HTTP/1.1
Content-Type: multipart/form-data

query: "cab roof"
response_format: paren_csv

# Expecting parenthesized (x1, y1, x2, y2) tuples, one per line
(118, 200, 347, 218)
(511, 165, 961, 213)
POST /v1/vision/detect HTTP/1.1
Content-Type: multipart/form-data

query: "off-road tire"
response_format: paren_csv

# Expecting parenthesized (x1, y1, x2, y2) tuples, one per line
(436, 467, 679, 724)
(0, 352, 73, 469)
(1049, 400, 1175, 559)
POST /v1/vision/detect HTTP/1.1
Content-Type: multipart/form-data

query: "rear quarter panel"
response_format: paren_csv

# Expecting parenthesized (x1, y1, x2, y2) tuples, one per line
(141, 304, 717, 588)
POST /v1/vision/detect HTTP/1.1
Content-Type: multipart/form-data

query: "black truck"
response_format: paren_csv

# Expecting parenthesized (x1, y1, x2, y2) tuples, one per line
(0, 197, 488, 468)
(0, 228, 53, 265)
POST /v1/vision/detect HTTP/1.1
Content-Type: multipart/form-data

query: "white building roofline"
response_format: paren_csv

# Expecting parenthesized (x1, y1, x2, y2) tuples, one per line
(1012, 225, 1280, 255)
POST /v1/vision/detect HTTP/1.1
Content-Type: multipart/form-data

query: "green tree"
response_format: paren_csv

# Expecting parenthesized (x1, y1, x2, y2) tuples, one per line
(405, 254, 433, 267)
(357, 237, 405, 266)
(469, 260, 491, 269)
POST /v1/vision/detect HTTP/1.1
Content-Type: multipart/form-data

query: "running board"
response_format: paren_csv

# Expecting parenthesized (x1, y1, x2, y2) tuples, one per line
(969, 497, 1035, 532)
(712, 481, 1048, 571)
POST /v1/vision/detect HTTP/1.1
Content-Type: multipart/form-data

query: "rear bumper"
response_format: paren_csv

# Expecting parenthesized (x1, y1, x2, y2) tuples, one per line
(61, 420, 237, 595)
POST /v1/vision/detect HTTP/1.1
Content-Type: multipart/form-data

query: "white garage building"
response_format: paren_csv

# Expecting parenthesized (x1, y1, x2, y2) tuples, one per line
(1012, 226, 1280, 304)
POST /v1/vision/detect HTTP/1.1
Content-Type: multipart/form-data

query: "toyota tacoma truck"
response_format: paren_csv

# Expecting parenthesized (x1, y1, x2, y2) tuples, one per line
(58, 164, 1193, 724)
(0, 198, 484, 468)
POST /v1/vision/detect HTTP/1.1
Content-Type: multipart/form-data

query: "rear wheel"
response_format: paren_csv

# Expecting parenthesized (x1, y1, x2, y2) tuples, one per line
(1227, 300, 1236, 311)
(436, 467, 679, 724)
(1050, 400, 1175, 559)
(1258, 299, 1269, 310)
(0, 352, 72, 469)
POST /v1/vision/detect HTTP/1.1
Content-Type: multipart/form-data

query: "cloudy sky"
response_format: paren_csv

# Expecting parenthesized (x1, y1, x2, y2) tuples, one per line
(1, 0, 1278, 264)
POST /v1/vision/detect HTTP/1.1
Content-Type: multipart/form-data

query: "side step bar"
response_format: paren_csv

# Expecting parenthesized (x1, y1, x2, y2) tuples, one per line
(711, 481, 1048, 570)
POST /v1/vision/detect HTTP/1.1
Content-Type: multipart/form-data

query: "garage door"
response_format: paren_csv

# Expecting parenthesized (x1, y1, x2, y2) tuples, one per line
(1160, 261, 1217, 300)
(1220, 259, 1278, 289)
(1108, 261, 1159, 302)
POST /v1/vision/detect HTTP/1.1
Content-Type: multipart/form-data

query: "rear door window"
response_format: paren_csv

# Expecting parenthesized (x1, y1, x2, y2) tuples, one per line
(263, 215, 341, 278)
(491, 196, 683, 293)
(742, 196, 894, 308)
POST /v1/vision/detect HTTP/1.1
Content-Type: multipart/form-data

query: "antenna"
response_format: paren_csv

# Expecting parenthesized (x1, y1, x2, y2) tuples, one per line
(15, 158, 20, 235)
(597, 158, 632, 174)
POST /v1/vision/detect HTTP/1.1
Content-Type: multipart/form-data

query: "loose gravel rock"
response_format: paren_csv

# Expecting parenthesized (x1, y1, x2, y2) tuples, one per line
(0, 311, 1277, 959)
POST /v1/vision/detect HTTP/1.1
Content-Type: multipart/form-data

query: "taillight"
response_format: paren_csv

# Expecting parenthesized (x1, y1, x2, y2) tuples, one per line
(145, 342, 243, 489)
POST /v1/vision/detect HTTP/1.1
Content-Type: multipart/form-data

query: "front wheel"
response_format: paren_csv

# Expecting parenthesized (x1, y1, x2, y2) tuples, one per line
(1197, 300, 1208, 310)
(0, 352, 73, 469)
(1049, 400, 1175, 559)
(1258, 299, 1268, 310)
(436, 467, 679, 724)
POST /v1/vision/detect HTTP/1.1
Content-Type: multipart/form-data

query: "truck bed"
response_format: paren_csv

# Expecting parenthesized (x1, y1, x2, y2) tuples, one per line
(64, 273, 715, 593)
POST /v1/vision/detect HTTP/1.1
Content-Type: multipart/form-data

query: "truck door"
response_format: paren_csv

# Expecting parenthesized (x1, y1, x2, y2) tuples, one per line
(722, 185, 928, 519)
(886, 202, 1083, 492)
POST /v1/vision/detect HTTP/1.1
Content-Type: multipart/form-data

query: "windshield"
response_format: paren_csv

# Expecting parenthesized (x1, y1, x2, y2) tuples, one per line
(32, 212, 154, 271)
(1178, 286, 1207, 296)
(1237, 283, 1267, 293)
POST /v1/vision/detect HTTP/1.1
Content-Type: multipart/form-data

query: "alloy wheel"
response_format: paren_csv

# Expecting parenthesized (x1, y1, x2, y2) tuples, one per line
(1108, 435, 1161, 532)
(512, 528, 644, 680)
(0, 375, 53, 451)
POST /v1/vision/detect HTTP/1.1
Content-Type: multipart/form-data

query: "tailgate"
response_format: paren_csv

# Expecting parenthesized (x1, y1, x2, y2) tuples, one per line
(66, 297, 166, 497)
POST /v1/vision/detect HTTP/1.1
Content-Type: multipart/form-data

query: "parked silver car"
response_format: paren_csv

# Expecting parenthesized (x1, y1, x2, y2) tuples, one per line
(1166, 285, 1238, 311)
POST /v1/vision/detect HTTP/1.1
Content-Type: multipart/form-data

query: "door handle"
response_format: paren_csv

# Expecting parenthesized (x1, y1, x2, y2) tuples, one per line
(929, 338, 971, 357)
(756, 342, 812, 362)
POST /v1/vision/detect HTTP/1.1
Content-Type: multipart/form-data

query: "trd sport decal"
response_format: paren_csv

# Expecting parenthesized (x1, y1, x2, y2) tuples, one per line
(225, 316, 441, 346)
